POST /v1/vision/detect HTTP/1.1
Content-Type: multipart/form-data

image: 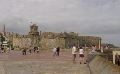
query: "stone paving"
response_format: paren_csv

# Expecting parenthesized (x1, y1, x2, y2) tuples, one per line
(0, 50, 90, 74)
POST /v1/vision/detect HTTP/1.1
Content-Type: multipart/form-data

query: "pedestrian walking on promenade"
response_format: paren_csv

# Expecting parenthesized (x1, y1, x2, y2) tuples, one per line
(79, 47, 85, 64)
(115, 53, 120, 66)
(1, 47, 4, 53)
(0, 47, 2, 54)
(28, 47, 32, 54)
(56, 47, 60, 56)
(72, 45, 77, 63)
(52, 47, 57, 56)
(22, 48, 27, 55)
(36, 47, 40, 53)
(91, 45, 96, 53)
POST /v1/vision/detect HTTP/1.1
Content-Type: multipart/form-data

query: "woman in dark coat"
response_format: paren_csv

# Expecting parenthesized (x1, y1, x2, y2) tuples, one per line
(56, 47, 60, 56)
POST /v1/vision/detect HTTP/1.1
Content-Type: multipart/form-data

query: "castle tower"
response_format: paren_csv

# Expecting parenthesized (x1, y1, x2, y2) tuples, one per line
(28, 23, 40, 47)
(29, 23, 39, 36)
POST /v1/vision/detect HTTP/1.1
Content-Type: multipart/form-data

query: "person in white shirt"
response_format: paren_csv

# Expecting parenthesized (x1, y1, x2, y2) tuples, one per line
(91, 45, 96, 53)
(52, 47, 57, 56)
(72, 45, 77, 63)
(79, 47, 85, 64)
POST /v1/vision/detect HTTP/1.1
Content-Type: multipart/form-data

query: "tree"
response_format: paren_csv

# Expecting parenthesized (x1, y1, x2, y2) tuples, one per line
(0, 35, 5, 43)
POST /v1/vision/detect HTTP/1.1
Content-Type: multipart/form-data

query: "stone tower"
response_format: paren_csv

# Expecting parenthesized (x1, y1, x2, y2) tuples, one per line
(29, 23, 39, 36)
(28, 23, 40, 47)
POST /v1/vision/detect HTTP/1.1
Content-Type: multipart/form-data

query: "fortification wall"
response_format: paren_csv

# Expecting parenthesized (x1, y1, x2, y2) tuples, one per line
(13, 37, 31, 48)
(40, 37, 65, 49)
(41, 32, 79, 49)
(89, 56, 120, 74)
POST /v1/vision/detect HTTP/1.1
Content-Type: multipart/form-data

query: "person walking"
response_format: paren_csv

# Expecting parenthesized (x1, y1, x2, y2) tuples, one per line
(28, 47, 32, 54)
(72, 45, 77, 63)
(52, 47, 57, 56)
(36, 47, 40, 54)
(0, 47, 2, 53)
(79, 47, 85, 64)
(56, 47, 60, 56)
(91, 45, 96, 53)
(22, 48, 27, 55)
(115, 53, 120, 66)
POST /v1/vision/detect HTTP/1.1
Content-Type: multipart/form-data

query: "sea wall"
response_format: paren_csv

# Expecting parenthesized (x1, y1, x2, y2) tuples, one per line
(89, 56, 120, 74)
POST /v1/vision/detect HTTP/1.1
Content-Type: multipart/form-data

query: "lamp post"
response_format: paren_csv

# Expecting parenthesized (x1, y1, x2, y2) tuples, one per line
(99, 38, 102, 50)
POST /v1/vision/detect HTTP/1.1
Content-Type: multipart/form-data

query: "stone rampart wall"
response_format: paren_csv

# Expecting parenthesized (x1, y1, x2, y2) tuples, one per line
(40, 38, 65, 49)
(13, 37, 31, 48)
(89, 56, 120, 74)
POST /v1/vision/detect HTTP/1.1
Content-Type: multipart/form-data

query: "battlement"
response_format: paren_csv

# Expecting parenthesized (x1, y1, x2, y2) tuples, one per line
(42, 32, 78, 39)
(12, 33, 29, 38)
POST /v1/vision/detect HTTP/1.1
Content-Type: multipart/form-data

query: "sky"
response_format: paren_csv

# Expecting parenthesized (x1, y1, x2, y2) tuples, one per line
(0, 0, 120, 46)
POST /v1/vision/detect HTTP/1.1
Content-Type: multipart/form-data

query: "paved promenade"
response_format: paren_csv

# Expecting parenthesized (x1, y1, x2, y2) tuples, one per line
(0, 50, 90, 74)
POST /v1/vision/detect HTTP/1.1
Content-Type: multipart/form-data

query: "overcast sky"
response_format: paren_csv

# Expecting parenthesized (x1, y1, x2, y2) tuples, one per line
(0, 0, 120, 46)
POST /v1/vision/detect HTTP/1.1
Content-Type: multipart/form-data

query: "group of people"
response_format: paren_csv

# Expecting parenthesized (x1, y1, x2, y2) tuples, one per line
(0, 47, 13, 54)
(52, 47, 60, 57)
(1, 45, 97, 64)
(22, 47, 40, 55)
(52, 45, 96, 64)
(72, 45, 86, 64)
(0, 46, 40, 55)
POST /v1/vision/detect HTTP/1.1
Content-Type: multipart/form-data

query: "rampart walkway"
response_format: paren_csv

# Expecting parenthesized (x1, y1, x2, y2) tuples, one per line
(0, 50, 90, 74)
